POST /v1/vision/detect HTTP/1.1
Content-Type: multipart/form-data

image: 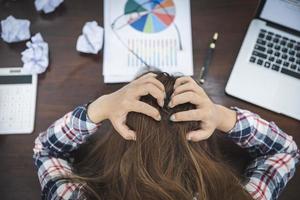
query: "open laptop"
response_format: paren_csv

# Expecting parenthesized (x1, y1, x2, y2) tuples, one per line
(226, 0, 300, 120)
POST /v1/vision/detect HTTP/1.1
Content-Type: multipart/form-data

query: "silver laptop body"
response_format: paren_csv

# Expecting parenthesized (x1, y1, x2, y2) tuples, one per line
(226, 0, 300, 120)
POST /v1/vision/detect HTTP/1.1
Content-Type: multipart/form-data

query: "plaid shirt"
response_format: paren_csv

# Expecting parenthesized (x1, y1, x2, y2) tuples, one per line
(33, 105, 300, 200)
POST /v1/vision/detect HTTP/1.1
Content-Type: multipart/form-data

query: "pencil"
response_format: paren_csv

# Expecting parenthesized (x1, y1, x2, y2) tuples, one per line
(199, 32, 218, 84)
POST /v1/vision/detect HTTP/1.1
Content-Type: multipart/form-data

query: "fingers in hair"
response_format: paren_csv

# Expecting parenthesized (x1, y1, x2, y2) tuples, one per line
(173, 76, 195, 89)
(141, 76, 165, 93)
(130, 101, 161, 121)
(112, 120, 136, 140)
(172, 82, 204, 97)
(138, 83, 165, 107)
(170, 109, 204, 122)
(168, 91, 201, 108)
(186, 129, 212, 141)
(138, 72, 157, 80)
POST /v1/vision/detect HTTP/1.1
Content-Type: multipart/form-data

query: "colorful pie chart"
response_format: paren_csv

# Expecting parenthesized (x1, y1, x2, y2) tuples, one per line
(124, 0, 176, 33)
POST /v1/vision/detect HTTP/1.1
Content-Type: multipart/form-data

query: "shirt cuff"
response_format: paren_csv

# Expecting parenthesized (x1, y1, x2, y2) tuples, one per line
(69, 104, 101, 137)
(84, 102, 102, 127)
(226, 107, 253, 136)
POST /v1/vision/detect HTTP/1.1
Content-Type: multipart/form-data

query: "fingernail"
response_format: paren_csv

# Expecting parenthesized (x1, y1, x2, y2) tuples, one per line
(170, 115, 175, 121)
(157, 115, 161, 121)
(186, 135, 192, 141)
(168, 101, 173, 108)
(159, 100, 164, 107)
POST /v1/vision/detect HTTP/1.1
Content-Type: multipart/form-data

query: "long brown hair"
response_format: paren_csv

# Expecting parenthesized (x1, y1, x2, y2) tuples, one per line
(71, 72, 252, 200)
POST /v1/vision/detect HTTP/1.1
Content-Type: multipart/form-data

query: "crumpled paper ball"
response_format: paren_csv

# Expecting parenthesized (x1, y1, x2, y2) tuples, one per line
(76, 21, 104, 54)
(21, 33, 49, 74)
(34, 0, 64, 14)
(1, 15, 31, 43)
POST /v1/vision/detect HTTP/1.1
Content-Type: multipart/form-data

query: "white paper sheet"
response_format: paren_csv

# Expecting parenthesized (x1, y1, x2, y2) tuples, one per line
(76, 21, 104, 54)
(34, 0, 64, 14)
(103, 0, 193, 83)
(21, 33, 49, 74)
(1, 15, 31, 43)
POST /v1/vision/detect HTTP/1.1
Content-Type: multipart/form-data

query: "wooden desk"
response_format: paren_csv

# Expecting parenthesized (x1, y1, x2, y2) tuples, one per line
(0, 0, 299, 199)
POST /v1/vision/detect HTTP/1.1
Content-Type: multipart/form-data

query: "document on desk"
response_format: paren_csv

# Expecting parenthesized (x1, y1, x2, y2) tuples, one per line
(103, 0, 193, 83)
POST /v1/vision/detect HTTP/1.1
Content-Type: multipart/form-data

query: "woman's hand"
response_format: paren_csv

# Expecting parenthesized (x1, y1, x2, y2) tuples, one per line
(168, 77, 237, 142)
(87, 73, 165, 141)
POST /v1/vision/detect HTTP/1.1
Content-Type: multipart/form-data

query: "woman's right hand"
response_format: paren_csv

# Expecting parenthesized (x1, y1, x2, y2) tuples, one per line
(87, 73, 165, 141)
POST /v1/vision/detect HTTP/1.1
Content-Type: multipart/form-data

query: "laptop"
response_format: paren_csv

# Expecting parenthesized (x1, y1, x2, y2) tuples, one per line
(226, 0, 300, 120)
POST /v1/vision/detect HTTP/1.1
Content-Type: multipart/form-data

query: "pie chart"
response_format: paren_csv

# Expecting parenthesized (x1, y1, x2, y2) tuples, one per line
(124, 0, 176, 33)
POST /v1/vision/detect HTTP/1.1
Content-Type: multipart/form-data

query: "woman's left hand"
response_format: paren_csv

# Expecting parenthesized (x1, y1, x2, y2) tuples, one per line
(168, 76, 236, 142)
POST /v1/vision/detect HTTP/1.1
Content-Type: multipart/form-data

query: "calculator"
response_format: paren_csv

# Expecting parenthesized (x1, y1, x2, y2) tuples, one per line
(0, 68, 37, 134)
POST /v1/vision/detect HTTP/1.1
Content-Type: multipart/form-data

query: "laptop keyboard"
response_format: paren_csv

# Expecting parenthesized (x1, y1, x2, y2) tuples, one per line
(249, 29, 300, 79)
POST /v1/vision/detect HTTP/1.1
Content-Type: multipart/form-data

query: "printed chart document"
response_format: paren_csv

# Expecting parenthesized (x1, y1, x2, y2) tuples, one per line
(103, 0, 193, 83)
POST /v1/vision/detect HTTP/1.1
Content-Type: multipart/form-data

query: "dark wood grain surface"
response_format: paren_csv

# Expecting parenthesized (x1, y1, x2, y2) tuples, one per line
(0, 0, 299, 199)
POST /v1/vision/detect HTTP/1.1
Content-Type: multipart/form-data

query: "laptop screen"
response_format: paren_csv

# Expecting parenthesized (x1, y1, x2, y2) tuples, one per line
(260, 0, 300, 32)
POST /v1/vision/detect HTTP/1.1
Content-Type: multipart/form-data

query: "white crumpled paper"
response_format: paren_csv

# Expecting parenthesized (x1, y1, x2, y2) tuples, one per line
(76, 21, 104, 54)
(21, 33, 49, 74)
(34, 0, 64, 14)
(1, 15, 31, 43)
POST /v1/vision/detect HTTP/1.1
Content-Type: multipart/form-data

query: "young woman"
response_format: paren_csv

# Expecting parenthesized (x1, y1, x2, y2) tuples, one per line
(33, 72, 299, 200)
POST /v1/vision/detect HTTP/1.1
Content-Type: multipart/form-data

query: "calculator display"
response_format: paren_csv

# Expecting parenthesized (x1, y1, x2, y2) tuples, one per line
(0, 75, 32, 84)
